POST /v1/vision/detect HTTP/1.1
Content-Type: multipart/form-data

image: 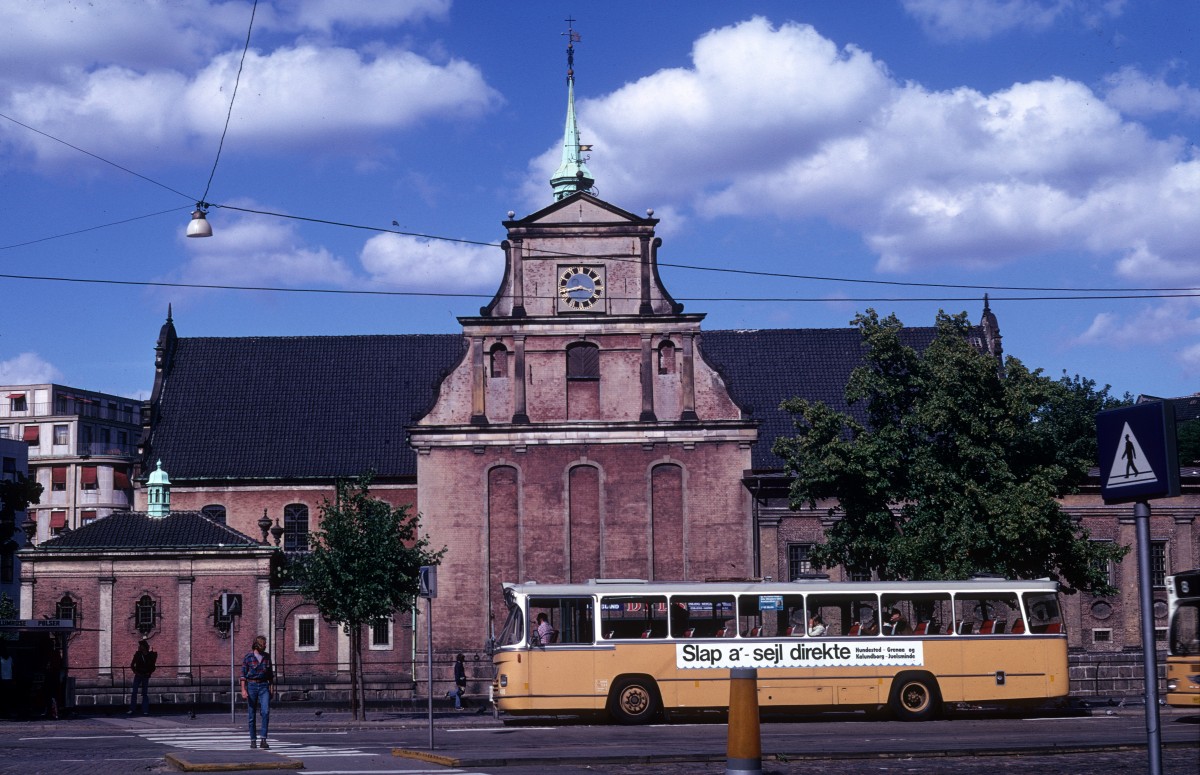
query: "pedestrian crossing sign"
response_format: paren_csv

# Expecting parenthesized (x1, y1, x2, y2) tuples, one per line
(1095, 401, 1179, 504)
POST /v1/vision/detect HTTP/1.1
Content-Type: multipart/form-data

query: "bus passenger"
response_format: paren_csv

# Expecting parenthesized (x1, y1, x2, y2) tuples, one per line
(807, 614, 826, 637)
(882, 609, 908, 635)
(534, 613, 557, 645)
(859, 610, 879, 635)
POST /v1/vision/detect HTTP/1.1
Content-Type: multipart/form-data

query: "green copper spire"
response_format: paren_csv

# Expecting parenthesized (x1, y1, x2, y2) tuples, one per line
(551, 21, 594, 201)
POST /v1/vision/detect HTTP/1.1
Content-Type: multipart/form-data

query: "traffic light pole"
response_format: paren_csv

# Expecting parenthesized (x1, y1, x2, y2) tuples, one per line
(1133, 500, 1162, 775)
(426, 595, 434, 750)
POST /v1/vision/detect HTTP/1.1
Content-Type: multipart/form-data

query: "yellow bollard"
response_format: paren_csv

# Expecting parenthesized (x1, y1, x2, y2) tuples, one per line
(726, 666, 762, 775)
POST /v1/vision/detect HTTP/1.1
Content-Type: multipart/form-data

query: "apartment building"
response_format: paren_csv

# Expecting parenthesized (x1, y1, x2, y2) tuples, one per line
(0, 385, 142, 541)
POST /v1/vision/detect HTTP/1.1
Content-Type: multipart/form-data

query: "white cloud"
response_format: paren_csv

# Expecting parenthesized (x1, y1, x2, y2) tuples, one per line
(1103, 67, 1200, 119)
(521, 18, 891, 212)
(525, 19, 1199, 283)
(1074, 299, 1200, 358)
(360, 233, 502, 292)
(177, 208, 356, 289)
(183, 45, 499, 147)
(0, 353, 65, 384)
(0, 0, 451, 86)
(0, 4, 500, 166)
(901, 0, 1071, 41)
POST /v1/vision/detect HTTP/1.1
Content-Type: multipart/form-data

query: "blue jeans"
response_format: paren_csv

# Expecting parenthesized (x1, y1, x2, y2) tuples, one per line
(130, 674, 150, 714)
(245, 682, 270, 742)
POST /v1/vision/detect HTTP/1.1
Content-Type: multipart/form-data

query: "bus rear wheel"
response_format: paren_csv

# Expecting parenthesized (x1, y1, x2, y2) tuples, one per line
(609, 676, 660, 725)
(889, 672, 940, 722)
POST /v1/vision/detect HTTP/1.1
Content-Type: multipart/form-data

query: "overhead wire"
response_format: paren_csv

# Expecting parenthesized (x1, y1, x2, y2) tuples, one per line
(0, 271, 1195, 304)
(198, 0, 258, 206)
(1, 101, 1197, 302)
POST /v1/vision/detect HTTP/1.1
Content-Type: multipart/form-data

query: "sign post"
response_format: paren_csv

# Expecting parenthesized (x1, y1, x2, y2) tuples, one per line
(418, 566, 438, 750)
(1096, 400, 1179, 775)
(221, 593, 242, 722)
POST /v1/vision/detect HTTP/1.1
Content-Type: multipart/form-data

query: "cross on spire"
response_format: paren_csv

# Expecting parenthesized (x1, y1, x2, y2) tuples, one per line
(563, 17, 581, 78)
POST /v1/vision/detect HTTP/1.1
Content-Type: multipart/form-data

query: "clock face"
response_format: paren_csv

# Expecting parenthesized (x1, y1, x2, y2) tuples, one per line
(557, 265, 605, 310)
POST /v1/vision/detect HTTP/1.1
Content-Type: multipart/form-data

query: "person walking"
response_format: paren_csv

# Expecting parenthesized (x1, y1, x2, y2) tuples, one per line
(128, 639, 156, 715)
(0, 641, 14, 718)
(452, 653, 469, 710)
(240, 635, 273, 749)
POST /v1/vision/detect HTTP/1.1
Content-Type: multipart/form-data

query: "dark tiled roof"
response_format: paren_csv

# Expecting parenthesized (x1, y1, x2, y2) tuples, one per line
(34, 511, 262, 551)
(1139, 393, 1200, 423)
(146, 327, 964, 480)
(146, 335, 465, 481)
(700, 327, 941, 470)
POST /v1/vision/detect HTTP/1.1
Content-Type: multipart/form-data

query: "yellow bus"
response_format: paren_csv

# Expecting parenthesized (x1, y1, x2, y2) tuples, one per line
(490, 577, 1068, 723)
(1165, 569, 1200, 707)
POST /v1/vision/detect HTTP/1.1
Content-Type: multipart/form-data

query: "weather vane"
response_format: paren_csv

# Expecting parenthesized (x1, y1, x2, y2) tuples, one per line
(563, 17, 581, 78)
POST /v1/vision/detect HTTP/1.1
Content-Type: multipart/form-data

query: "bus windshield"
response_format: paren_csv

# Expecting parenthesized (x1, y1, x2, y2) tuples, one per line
(496, 597, 524, 648)
(1170, 599, 1200, 657)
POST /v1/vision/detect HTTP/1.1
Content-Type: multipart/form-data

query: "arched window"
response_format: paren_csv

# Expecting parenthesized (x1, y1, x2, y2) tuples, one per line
(201, 504, 227, 525)
(489, 344, 508, 378)
(284, 504, 310, 552)
(134, 594, 157, 636)
(56, 594, 79, 626)
(566, 342, 599, 380)
(657, 340, 677, 374)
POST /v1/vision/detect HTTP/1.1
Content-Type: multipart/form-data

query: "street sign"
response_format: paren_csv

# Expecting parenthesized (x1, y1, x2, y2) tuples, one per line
(1096, 401, 1180, 504)
(220, 592, 242, 617)
(418, 565, 438, 599)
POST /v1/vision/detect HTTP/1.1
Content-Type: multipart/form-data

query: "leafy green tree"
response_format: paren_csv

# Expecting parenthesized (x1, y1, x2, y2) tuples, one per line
(1, 473, 42, 589)
(1177, 417, 1200, 465)
(298, 474, 444, 719)
(773, 309, 1128, 595)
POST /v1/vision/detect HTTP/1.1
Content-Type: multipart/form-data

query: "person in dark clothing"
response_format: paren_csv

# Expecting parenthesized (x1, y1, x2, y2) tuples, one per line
(128, 639, 156, 715)
(452, 653, 469, 709)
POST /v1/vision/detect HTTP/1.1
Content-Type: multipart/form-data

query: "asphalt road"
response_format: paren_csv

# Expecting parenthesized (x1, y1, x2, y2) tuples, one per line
(0, 704, 1194, 775)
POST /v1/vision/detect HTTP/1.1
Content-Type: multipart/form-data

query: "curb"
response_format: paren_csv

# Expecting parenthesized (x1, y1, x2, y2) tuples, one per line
(389, 739, 1200, 770)
(164, 752, 304, 772)
(392, 748, 463, 766)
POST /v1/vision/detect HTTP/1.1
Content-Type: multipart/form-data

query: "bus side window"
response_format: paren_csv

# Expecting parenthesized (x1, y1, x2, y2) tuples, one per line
(668, 594, 734, 639)
(1023, 591, 1064, 635)
(600, 595, 668, 639)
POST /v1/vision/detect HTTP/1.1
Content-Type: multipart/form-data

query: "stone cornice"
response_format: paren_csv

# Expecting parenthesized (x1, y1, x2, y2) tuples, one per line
(408, 419, 757, 451)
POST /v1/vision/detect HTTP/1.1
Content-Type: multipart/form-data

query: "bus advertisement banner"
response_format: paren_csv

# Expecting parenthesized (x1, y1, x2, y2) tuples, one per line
(677, 640, 924, 670)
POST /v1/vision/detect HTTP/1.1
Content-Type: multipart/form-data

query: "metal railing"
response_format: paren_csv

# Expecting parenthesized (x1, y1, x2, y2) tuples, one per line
(61, 655, 494, 708)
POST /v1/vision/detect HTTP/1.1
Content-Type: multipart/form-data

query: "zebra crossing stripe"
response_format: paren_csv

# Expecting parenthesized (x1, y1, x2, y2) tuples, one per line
(135, 729, 377, 757)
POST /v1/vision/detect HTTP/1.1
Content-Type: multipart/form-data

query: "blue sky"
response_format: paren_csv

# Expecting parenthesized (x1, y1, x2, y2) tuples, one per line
(1, 0, 1197, 403)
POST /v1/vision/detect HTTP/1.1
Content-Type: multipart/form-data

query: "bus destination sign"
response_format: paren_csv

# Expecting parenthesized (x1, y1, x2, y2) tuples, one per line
(677, 640, 923, 670)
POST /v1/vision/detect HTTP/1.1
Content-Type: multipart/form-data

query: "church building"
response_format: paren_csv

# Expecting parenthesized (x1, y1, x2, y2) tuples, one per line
(16, 42, 1193, 707)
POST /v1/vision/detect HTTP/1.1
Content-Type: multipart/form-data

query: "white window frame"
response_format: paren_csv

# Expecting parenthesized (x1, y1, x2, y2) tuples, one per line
(295, 614, 320, 652)
(1091, 628, 1112, 643)
(368, 617, 394, 651)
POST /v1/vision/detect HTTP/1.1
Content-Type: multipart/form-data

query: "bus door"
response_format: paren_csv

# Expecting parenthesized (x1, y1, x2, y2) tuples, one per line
(525, 597, 597, 711)
(671, 594, 736, 708)
(954, 591, 1035, 699)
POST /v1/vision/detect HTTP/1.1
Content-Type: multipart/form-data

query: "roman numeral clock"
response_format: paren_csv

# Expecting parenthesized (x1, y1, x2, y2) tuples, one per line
(557, 265, 605, 311)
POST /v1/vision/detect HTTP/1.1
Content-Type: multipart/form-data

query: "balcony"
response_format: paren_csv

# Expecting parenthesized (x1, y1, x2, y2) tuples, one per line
(5, 400, 140, 425)
(77, 440, 138, 457)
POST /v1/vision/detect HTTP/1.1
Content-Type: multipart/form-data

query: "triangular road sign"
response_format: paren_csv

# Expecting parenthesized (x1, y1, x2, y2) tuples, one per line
(1105, 422, 1158, 490)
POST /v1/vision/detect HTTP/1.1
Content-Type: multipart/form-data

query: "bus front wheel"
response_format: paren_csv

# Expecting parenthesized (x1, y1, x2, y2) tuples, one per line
(889, 672, 941, 722)
(609, 676, 660, 725)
